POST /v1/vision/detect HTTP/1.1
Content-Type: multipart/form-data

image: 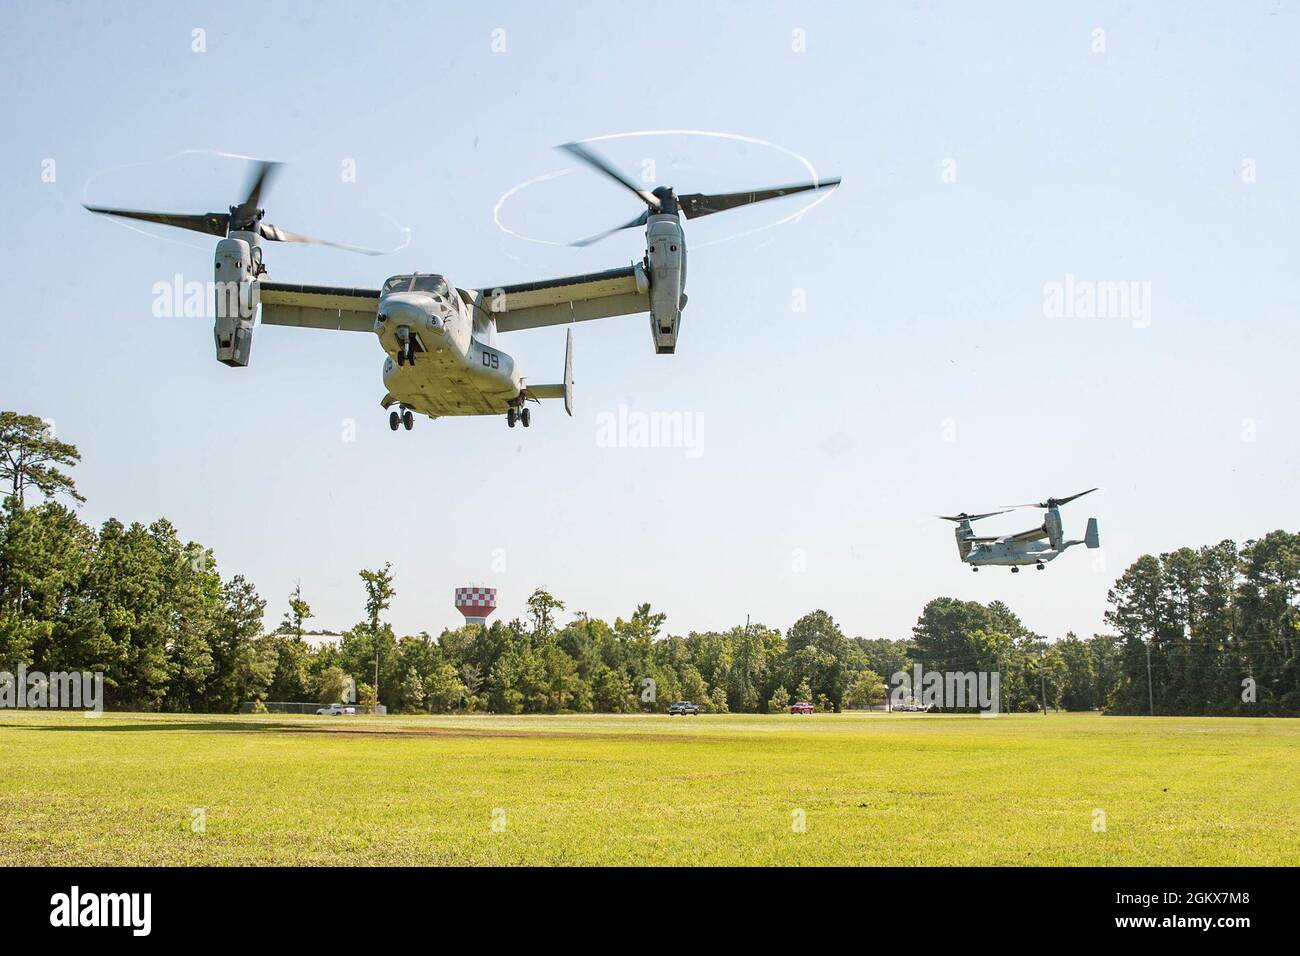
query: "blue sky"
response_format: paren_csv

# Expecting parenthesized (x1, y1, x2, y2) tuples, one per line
(2, 1, 1297, 641)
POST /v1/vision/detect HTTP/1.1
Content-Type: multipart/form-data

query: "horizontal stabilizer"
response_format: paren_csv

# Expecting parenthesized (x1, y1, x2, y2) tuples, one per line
(525, 329, 575, 416)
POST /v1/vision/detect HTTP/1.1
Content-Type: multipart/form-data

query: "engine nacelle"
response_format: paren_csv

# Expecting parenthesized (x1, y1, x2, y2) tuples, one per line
(1045, 508, 1064, 550)
(954, 522, 974, 559)
(212, 235, 260, 367)
(645, 215, 686, 354)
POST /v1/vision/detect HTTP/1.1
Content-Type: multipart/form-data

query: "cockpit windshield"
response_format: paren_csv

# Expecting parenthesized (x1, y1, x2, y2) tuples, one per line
(411, 274, 450, 296)
(381, 274, 451, 297)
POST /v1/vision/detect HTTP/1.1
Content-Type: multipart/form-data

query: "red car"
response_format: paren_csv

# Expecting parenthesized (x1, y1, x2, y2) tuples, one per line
(790, 702, 815, 715)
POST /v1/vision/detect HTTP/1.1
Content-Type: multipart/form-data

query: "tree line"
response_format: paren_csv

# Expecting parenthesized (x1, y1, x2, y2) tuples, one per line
(1, 410, 1296, 715)
(1103, 535, 1299, 715)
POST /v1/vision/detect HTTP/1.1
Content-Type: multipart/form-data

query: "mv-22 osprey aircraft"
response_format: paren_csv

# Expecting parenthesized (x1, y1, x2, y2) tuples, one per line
(85, 145, 840, 431)
(939, 488, 1101, 572)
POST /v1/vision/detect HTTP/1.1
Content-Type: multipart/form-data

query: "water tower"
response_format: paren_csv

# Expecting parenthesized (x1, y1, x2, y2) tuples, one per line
(455, 586, 497, 627)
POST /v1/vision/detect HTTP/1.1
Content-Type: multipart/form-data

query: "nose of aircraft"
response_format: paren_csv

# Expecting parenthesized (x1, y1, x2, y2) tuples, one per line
(379, 293, 442, 330)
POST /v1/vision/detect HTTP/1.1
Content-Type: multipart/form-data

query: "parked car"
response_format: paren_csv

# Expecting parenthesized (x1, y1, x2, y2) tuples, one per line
(316, 704, 357, 716)
(790, 701, 815, 715)
(894, 700, 933, 713)
(668, 701, 701, 715)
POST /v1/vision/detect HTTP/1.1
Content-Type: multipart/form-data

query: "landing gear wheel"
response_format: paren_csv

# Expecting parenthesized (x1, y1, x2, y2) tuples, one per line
(1036, 563, 1045, 571)
(406, 340, 416, 366)
(1011, 567, 1020, 574)
(389, 410, 400, 431)
(520, 407, 531, 428)
(971, 566, 979, 573)
(402, 410, 414, 431)
(396, 349, 405, 367)
(507, 407, 517, 428)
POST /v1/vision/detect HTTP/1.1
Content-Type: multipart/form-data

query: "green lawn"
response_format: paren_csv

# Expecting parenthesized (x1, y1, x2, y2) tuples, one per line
(1, 711, 1296, 865)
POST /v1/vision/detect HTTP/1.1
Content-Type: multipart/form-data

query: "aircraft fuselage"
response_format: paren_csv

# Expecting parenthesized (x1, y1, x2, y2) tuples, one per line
(964, 542, 1064, 567)
(374, 277, 524, 419)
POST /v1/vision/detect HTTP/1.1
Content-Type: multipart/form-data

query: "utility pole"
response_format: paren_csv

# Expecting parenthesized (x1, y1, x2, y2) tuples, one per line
(1096, 644, 1103, 712)
(996, 651, 1004, 715)
(1145, 637, 1154, 716)
(1039, 642, 1048, 715)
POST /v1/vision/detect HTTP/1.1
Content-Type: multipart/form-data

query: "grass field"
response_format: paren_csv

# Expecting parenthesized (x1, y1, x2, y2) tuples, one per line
(1, 711, 1297, 865)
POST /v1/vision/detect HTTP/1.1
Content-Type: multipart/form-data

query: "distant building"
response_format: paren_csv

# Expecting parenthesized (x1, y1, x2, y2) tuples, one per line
(301, 632, 344, 650)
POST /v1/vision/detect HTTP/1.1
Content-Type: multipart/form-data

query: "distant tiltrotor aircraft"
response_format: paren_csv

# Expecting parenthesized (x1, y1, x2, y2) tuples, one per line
(938, 489, 1100, 572)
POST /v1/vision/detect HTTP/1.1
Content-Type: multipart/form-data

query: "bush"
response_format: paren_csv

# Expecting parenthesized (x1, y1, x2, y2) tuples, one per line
(316, 666, 349, 706)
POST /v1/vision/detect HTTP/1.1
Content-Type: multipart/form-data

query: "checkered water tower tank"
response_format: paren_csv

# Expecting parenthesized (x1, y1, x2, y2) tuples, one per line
(455, 586, 497, 626)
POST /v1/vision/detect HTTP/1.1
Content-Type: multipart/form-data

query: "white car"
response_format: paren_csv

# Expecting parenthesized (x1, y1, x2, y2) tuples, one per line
(316, 704, 357, 716)
(894, 700, 933, 713)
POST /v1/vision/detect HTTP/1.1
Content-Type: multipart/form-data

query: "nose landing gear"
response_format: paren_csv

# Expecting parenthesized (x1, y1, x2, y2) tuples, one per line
(389, 408, 414, 431)
(394, 328, 417, 367)
(506, 406, 531, 428)
(1036, 563, 1046, 571)
(1010, 566, 1020, 574)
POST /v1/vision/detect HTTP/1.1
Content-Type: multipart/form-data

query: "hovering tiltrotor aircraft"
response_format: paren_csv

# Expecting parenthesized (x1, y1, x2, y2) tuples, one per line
(939, 489, 1101, 572)
(84, 147, 839, 431)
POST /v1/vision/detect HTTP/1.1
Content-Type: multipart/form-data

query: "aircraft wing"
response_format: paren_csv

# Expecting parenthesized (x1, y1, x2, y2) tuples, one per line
(478, 266, 649, 333)
(1004, 525, 1049, 544)
(259, 281, 380, 332)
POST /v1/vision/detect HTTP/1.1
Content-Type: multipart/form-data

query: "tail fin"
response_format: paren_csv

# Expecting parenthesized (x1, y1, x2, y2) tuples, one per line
(1085, 517, 1100, 549)
(562, 327, 573, 416)
(524, 328, 574, 416)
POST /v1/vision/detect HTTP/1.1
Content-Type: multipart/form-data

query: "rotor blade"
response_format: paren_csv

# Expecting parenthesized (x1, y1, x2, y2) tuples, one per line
(84, 205, 229, 238)
(1003, 488, 1099, 510)
(559, 142, 661, 211)
(231, 160, 281, 224)
(1054, 487, 1099, 507)
(677, 177, 841, 220)
(569, 209, 650, 247)
(937, 509, 1009, 522)
(258, 222, 383, 256)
